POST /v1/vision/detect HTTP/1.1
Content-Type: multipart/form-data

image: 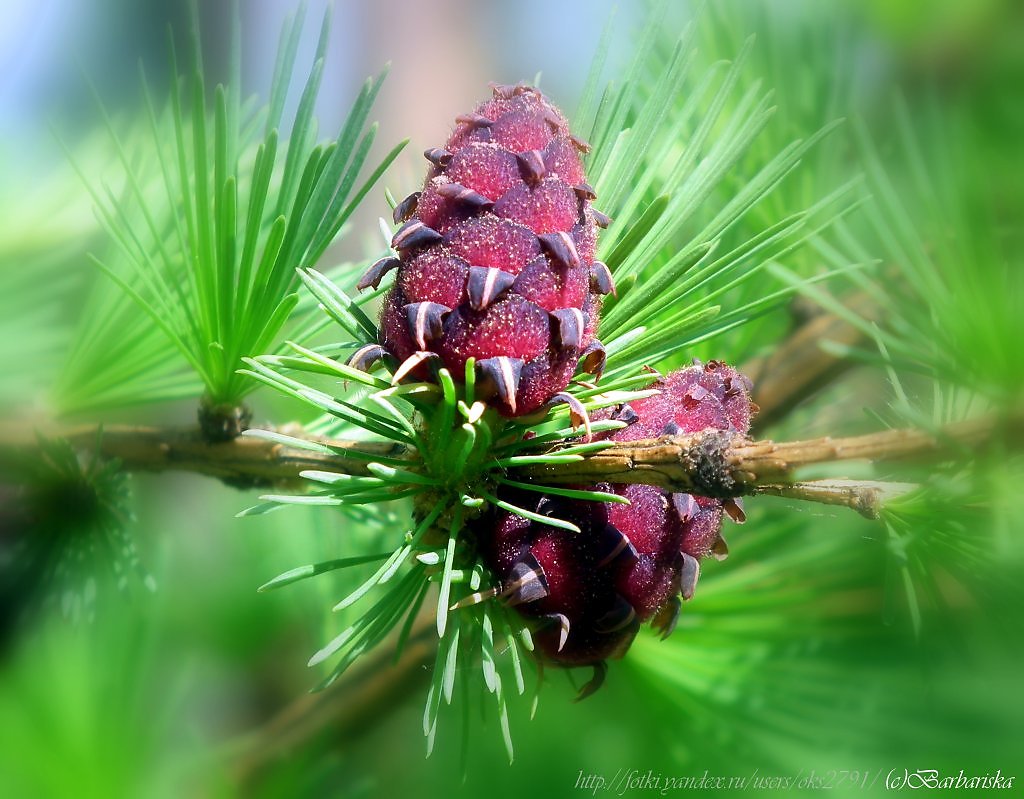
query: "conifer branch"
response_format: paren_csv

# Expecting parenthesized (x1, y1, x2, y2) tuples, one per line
(752, 479, 917, 519)
(226, 615, 436, 784)
(521, 412, 1021, 500)
(743, 291, 880, 431)
(3, 411, 1018, 515)
(0, 424, 406, 489)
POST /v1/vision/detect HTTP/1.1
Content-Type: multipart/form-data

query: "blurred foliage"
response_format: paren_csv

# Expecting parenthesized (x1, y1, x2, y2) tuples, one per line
(0, 435, 146, 649)
(0, 0, 1021, 797)
(61, 5, 404, 414)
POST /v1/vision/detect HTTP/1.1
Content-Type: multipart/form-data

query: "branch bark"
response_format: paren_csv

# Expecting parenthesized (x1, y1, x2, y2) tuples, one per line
(520, 413, 1020, 496)
(752, 479, 918, 519)
(0, 423, 407, 489)
(3, 410, 1019, 515)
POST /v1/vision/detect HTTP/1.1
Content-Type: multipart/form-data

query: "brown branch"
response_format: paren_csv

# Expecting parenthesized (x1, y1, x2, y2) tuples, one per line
(742, 291, 880, 432)
(753, 480, 918, 519)
(520, 412, 1022, 496)
(224, 615, 436, 785)
(3, 411, 1019, 514)
(0, 423, 408, 489)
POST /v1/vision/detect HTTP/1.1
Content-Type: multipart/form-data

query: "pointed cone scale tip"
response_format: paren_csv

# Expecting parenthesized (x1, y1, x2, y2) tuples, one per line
(392, 220, 443, 252)
(490, 82, 516, 98)
(594, 595, 637, 634)
(596, 523, 638, 568)
(544, 612, 570, 652)
(654, 595, 682, 639)
(538, 231, 581, 270)
(541, 109, 563, 132)
(590, 261, 615, 296)
(593, 209, 612, 228)
(569, 134, 592, 154)
(679, 552, 700, 601)
(403, 302, 450, 350)
(391, 350, 440, 384)
(502, 554, 550, 606)
(476, 356, 524, 413)
(613, 403, 639, 425)
(683, 384, 712, 406)
(579, 340, 606, 380)
(356, 256, 401, 291)
(723, 497, 746, 524)
(436, 182, 494, 211)
(711, 533, 730, 561)
(516, 150, 546, 185)
(424, 147, 452, 167)
(534, 495, 557, 519)
(663, 420, 682, 436)
(551, 307, 587, 349)
(455, 112, 494, 128)
(573, 662, 608, 703)
(672, 493, 699, 523)
(573, 182, 597, 200)
(550, 391, 592, 440)
(347, 344, 389, 372)
(488, 82, 539, 99)
(392, 191, 421, 224)
(467, 266, 516, 311)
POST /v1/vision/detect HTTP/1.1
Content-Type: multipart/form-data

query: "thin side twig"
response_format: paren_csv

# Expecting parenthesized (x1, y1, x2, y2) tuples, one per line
(753, 479, 918, 519)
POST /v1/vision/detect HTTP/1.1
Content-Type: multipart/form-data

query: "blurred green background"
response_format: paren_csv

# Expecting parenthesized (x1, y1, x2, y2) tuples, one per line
(1, 1, 1021, 797)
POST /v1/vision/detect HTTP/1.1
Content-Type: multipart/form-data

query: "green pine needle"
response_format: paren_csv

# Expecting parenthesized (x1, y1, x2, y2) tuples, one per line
(70, 7, 405, 408)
